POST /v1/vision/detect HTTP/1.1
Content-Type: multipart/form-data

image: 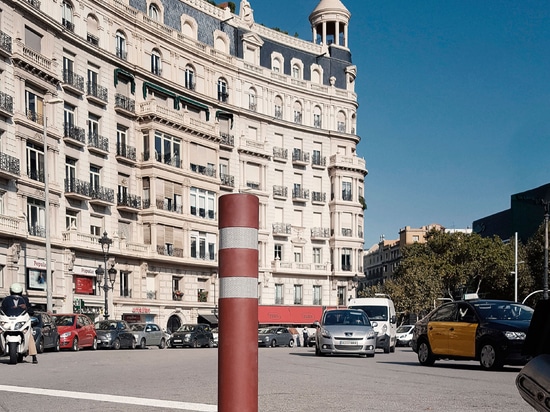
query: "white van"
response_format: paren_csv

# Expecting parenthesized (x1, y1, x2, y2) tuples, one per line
(348, 296, 397, 353)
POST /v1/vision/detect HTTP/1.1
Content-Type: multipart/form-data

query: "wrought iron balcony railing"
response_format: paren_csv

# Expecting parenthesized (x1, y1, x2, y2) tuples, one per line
(65, 178, 91, 197)
(117, 193, 142, 209)
(90, 185, 115, 203)
(86, 82, 108, 102)
(0, 31, 12, 54)
(114, 93, 135, 113)
(64, 123, 86, 144)
(88, 133, 109, 152)
(273, 147, 288, 160)
(63, 70, 85, 92)
(0, 91, 13, 114)
(116, 143, 137, 161)
(273, 185, 288, 198)
(220, 173, 234, 187)
(0, 152, 20, 176)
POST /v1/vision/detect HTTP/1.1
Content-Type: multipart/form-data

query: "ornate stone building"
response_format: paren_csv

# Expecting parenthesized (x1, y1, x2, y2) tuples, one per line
(0, 0, 366, 329)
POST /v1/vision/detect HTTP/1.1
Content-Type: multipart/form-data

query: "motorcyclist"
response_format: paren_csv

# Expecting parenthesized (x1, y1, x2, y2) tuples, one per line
(1, 283, 38, 364)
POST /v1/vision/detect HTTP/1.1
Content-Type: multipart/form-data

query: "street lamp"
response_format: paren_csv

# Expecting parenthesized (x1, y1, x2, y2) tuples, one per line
(44, 96, 64, 313)
(95, 231, 117, 319)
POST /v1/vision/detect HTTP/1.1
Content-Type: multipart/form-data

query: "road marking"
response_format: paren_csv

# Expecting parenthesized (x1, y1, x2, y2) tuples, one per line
(0, 385, 217, 411)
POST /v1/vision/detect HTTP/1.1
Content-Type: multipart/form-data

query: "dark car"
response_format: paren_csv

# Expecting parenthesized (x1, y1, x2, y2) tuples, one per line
(32, 311, 60, 353)
(412, 299, 534, 370)
(95, 320, 136, 349)
(168, 324, 214, 348)
(258, 327, 295, 348)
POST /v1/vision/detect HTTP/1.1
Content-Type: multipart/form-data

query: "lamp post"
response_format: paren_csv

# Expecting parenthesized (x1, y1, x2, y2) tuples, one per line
(44, 97, 64, 313)
(95, 232, 117, 320)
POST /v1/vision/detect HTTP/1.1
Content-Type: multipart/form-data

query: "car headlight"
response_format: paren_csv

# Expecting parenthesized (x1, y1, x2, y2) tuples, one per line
(320, 328, 332, 338)
(104, 332, 112, 339)
(382, 324, 388, 334)
(262, 336, 269, 341)
(366, 330, 376, 339)
(504, 331, 526, 340)
(184, 333, 191, 338)
(134, 334, 139, 340)
(60, 332, 72, 338)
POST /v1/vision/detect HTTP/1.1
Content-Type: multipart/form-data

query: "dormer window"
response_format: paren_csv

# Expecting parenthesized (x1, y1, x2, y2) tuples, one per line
(148, 4, 160, 21)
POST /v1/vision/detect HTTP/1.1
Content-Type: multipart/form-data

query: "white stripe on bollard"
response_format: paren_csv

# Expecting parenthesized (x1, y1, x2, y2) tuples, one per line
(219, 277, 258, 299)
(219, 227, 258, 250)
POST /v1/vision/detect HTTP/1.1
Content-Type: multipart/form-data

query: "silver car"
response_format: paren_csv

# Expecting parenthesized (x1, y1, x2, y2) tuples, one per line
(258, 327, 295, 347)
(314, 309, 377, 357)
(129, 323, 166, 349)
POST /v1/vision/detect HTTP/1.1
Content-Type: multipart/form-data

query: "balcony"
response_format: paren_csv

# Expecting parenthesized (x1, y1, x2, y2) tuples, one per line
(114, 93, 136, 116)
(292, 149, 309, 166)
(272, 147, 288, 162)
(311, 154, 326, 169)
(27, 167, 44, 183)
(0, 214, 26, 237)
(0, 152, 20, 179)
(117, 193, 142, 212)
(25, 0, 41, 9)
(62, 18, 75, 32)
(87, 33, 99, 46)
(28, 225, 46, 237)
(219, 132, 234, 149)
(88, 133, 109, 155)
(89, 185, 115, 206)
(311, 191, 326, 204)
(155, 197, 182, 214)
(292, 188, 309, 202)
(273, 185, 288, 200)
(220, 173, 234, 188)
(116, 143, 137, 164)
(147, 151, 181, 168)
(0, 91, 14, 117)
(310, 227, 330, 240)
(64, 124, 86, 147)
(157, 245, 184, 258)
(328, 154, 367, 175)
(0, 31, 12, 56)
(246, 181, 260, 191)
(25, 109, 43, 126)
(12, 40, 56, 83)
(62, 70, 85, 95)
(64, 178, 91, 200)
(190, 164, 216, 178)
(272, 222, 291, 237)
(342, 228, 353, 237)
(86, 82, 108, 105)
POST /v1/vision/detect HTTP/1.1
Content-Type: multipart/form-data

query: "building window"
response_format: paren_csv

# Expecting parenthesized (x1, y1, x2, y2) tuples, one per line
(151, 49, 162, 76)
(172, 277, 183, 300)
(313, 248, 321, 264)
(115, 31, 127, 60)
(120, 271, 131, 297)
(313, 285, 322, 305)
(341, 248, 351, 271)
(27, 198, 45, 237)
(90, 165, 100, 192)
(90, 216, 102, 236)
(190, 188, 216, 219)
(294, 247, 302, 263)
(155, 131, 180, 167)
(274, 244, 282, 260)
(275, 284, 284, 304)
(294, 284, 303, 305)
(342, 181, 352, 201)
(66, 210, 78, 230)
(26, 142, 44, 182)
(249, 90, 256, 111)
(148, 3, 160, 20)
(217, 78, 228, 102)
(185, 65, 195, 90)
(25, 90, 43, 125)
(337, 286, 346, 306)
(292, 64, 301, 79)
(62, 1, 74, 31)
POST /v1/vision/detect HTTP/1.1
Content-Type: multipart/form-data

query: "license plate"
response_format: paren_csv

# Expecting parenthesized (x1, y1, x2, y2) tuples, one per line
(340, 340, 358, 345)
(173, 339, 182, 343)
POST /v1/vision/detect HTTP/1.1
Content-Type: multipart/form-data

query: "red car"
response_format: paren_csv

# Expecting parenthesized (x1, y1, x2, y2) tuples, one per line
(53, 313, 97, 351)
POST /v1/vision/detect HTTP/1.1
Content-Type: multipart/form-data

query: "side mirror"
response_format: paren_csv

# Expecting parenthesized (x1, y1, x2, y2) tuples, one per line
(390, 315, 397, 324)
(313, 321, 320, 328)
(371, 321, 378, 328)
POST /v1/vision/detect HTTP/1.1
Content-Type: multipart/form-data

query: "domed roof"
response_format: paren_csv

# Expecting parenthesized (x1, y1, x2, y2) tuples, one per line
(310, 0, 350, 19)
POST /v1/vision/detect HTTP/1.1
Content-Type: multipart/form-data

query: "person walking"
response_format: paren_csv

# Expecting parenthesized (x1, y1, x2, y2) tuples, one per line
(302, 326, 309, 347)
(1, 283, 38, 364)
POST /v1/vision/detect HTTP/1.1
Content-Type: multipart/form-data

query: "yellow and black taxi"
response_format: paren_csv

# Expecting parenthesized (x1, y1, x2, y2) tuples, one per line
(412, 299, 533, 370)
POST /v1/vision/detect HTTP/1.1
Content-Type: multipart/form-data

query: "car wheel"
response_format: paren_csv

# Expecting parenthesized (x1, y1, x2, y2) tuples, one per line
(130, 339, 136, 349)
(208, 339, 214, 348)
(384, 341, 391, 354)
(417, 339, 435, 366)
(91, 337, 97, 351)
(193, 339, 199, 348)
(479, 342, 502, 370)
(288, 339, 294, 348)
(408, 340, 413, 347)
(8, 341, 18, 364)
(270, 339, 277, 348)
(159, 338, 166, 349)
(71, 337, 79, 352)
(113, 338, 121, 350)
(140, 338, 146, 349)
(390, 343, 396, 353)
(36, 337, 44, 354)
(54, 337, 60, 352)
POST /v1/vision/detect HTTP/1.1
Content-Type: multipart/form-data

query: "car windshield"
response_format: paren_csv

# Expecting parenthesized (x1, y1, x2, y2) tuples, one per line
(54, 315, 75, 327)
(130, 324, 145, 331)
(397, 325, 413, 333)
(349, 305, 388, 321)
(323, 310, 370, 326)
(259, 328, 276, 334)
(473, 302, 534, 321)
(95, 321, 118, 330)
(177, 325, 196, 332)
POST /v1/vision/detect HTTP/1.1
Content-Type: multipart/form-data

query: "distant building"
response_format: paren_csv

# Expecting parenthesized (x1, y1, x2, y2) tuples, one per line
(473, 183, 550, 244)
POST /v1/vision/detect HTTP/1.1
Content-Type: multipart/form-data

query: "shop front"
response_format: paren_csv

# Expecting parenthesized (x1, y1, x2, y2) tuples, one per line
(258, 306, 324, 326)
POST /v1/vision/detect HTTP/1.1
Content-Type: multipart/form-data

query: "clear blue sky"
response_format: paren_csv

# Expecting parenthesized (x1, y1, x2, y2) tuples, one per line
(243, 0, 550, 248)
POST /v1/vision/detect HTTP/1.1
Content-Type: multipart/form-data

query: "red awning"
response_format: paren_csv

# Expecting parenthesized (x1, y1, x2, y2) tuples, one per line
(258, 306, 324, 325)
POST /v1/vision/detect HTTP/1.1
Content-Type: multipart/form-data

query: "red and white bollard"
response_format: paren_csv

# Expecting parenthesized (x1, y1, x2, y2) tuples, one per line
(218, 194, 259, 412)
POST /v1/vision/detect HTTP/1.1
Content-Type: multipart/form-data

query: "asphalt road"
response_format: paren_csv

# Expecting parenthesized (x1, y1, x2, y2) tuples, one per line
(0, 345, 533, 411)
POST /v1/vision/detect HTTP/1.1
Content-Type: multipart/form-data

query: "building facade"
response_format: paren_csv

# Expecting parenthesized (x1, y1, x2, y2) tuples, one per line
(0, 0, 366, 330)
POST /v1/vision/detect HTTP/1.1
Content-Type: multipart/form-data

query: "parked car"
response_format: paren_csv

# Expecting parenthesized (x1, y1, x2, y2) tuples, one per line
(168, 324, 214, 348)
(129, 323, 166, 349)
(258, 327, 295, 348)
(396, 325, 415, 347)
(412, 299, 534, 370)
(314, 309, 377, 357)
(95, 320, 136, 349)
(32, 311, 60, 353)
(53, 313, 97, 351)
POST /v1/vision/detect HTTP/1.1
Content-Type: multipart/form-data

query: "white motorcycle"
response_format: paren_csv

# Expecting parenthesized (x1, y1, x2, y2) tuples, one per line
(0, 309, 35, 364)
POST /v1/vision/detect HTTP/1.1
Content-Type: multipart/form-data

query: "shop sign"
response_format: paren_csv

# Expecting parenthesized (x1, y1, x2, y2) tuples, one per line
(73, 266, 98, 276)
(132, 307, 151, 314)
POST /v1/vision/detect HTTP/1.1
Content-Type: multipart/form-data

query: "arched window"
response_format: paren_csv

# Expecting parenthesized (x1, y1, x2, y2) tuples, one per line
(292, 64, 301, 79)
(274, 95, 283, 119)
(272, 58, 281, 73)
(337, 111, 347, 133)
(184, 65, 195, 90)
(148, 4, 160, 21)
(115, 31, 127, 60)
(293, 101, 302, 124)
(86, 14, 99, 45)
(249, 88, 257, 111)
(62, 1, 74, 31)
(313, 106, 322, 128)
(151, 49, 162, 76)
(218, 78, 228, 102)
(312, 68, 322, 84)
